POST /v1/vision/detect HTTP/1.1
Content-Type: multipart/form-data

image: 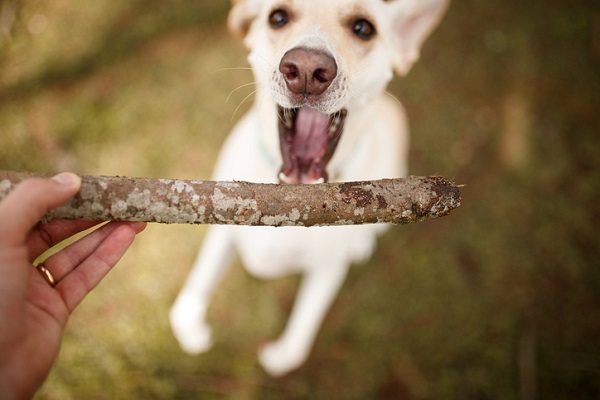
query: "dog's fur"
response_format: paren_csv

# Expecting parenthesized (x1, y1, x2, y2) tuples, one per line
(170, 0, 448, 376)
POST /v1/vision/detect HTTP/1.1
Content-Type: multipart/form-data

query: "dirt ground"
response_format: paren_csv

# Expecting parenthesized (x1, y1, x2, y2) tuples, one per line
(1, 0, 599, 398)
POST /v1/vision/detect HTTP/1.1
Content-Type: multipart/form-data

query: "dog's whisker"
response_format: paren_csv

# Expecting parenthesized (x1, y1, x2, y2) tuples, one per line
(383, 90, 404, 109)
(215, 66, 273, 80)
(348, 82, 385, 106)
(349, 63, 376, 77)
(346, 87, 370, 108)
(258, 89, 274, 117)
(276, 102, 290, 126)
(232, 89, 258, 121)
(250, 52, 275, 69)
(226, 81, 257, 103)
(215, 67, 255, 73)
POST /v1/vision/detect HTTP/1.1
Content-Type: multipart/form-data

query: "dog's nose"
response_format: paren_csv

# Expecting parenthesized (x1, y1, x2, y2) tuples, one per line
(279, 48, 337, 96)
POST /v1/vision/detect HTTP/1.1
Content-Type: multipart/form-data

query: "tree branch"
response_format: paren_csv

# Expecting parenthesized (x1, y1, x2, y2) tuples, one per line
(0, 170, 461, 227)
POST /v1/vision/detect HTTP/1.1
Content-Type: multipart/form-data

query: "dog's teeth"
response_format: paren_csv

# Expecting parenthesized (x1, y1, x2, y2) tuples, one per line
(313, 177, 325, 184)
(328, 115, 340, 134)
(279, 172, 293, 183)
(283, 110, 294, 129)
(284, 111, 294, 128)
(279, 108, 293, 128)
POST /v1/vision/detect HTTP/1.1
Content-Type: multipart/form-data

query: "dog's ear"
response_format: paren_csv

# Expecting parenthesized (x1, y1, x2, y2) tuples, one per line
(389, 0, 449, 76)
(228, 0, 264, 40)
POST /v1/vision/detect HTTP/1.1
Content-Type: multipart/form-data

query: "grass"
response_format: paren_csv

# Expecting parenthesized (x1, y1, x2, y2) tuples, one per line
(1, 0, 599, 398)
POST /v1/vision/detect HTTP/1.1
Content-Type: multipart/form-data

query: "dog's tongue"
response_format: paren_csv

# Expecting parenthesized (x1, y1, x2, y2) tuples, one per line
(279, 106, 345, 184)
(294, 106, 330, 164)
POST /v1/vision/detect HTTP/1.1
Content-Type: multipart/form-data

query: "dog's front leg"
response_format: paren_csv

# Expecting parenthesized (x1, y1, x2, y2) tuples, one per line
(170, 225, 234, 354)
(258, 262, 350, 377)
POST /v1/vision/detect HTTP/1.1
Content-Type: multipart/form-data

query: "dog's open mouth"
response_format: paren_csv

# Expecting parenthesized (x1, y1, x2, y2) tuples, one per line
(277, 106, 347, 184)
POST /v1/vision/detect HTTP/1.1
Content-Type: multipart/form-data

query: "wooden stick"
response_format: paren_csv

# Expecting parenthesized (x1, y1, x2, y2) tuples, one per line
(0, 170, 461, 227)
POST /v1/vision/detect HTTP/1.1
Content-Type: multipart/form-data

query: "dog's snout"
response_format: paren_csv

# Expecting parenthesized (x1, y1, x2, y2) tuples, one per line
(279, 48, 337, 96)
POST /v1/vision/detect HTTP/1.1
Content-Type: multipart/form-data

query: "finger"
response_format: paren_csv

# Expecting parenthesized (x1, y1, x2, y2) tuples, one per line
(27, 219, 101, 261)
(56, 223, 138, 312)
(43, 221, 145, 281)
(0, 173, 81, 248)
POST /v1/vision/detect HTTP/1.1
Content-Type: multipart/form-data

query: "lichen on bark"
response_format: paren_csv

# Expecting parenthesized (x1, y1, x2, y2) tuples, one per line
(0, 170, 461, 227)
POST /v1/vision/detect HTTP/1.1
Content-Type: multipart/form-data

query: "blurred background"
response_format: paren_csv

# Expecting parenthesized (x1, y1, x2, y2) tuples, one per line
(1, 0, 599, 398)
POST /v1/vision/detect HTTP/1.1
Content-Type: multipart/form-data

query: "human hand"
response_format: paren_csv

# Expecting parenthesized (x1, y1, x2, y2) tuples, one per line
(0, 173, 146, 399)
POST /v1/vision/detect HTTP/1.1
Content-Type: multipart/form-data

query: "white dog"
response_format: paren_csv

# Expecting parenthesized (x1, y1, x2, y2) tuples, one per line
(171, 0, 449, 377)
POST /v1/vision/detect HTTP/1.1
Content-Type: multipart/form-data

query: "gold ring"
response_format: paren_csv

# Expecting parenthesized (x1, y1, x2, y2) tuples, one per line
(35, 263, 57, 288)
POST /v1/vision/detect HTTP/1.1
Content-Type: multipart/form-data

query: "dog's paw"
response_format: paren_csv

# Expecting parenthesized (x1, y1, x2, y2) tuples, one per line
(258, 340, 308, 377)
(169, 294, 213, 354)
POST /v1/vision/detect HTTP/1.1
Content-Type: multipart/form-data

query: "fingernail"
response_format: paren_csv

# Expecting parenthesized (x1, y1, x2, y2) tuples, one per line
(52, 172, 81, 187)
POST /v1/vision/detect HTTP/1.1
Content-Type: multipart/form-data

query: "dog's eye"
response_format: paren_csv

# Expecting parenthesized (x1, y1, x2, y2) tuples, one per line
(352, 19, 376, 40)
(269, 9, 289, 29)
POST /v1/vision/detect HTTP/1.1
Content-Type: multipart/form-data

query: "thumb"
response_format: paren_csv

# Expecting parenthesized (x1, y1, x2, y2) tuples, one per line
(0, 173, 81, 245)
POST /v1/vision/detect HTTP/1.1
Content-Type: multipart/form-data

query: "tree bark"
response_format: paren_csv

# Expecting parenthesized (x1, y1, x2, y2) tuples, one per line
(0, 170, 461, 227)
